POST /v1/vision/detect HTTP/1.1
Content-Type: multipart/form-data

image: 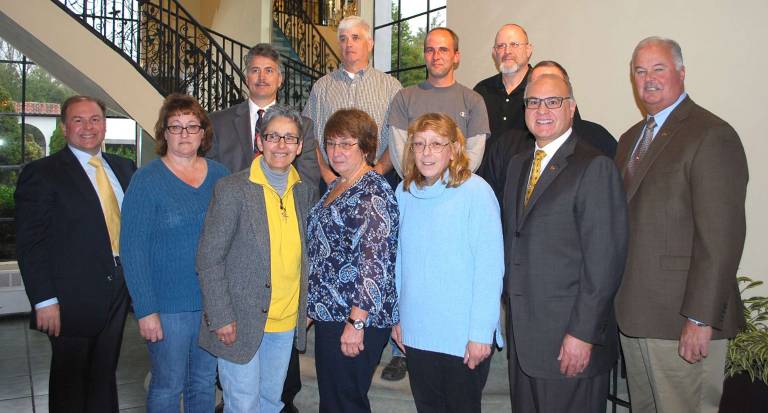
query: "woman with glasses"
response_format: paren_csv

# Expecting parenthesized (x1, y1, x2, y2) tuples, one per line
(196, 105, 317, 413)
(391, 113, 504, 413)
(306, 108, 399, 413)
(121, 93, 228, 412)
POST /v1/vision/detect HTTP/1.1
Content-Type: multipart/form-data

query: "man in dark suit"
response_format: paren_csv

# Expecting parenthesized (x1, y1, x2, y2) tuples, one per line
(15, 95, 136, 412)
(479, 60, 616, 204)
(207, 43, 320, 190)
(615, 37, 748, 413)
(503, 74, 628, 412)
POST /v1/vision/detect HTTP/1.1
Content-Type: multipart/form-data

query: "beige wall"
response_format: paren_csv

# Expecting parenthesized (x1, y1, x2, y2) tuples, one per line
(180, 0, 271, 46)
(449, 0, 768, 292)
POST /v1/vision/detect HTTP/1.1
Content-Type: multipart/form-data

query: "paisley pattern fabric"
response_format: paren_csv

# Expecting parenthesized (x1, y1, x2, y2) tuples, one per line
(307, 171, 399, 328)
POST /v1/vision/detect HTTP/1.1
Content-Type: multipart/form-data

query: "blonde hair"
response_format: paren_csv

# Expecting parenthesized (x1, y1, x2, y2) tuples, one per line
(402, 113, 471, 191)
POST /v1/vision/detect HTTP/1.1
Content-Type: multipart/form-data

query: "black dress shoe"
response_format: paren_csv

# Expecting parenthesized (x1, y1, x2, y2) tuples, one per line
(380, 356, 407, 381)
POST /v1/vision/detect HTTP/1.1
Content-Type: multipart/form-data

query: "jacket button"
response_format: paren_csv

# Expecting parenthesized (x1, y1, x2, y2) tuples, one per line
(262, 308, 268, 313)
(106, 275, 113, 281)
(514, 231, 520, 238)
(265, 282, 271, 288)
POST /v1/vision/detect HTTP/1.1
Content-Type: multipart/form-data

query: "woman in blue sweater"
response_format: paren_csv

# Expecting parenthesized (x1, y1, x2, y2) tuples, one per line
(120, 94, 228, 412)
(392, 112, 504, 413)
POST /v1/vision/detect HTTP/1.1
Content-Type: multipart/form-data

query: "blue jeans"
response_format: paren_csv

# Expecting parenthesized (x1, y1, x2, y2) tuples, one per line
(218, 330, 295, 413)
(146, 311, 217, 413)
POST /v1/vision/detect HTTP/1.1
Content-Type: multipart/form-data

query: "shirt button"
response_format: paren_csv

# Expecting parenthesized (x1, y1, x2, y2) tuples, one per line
(505, 98, 509, 102)
(106, 275, 113, 282)
(503, 116, 507, 121)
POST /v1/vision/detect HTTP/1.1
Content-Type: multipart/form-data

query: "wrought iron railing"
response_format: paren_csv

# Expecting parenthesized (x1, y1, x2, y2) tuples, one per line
(52, 0, 247, 112)
(273, 0, 341, 75)
(206, 27, 322, 109)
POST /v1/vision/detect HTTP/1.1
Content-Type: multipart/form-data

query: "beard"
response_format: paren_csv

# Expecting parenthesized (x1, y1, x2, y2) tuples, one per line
(499, 61, 522, 74)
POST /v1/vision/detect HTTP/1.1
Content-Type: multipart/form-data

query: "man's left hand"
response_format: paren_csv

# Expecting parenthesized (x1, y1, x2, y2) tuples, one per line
(679, 319, 712, 364)
(558, 334, 592, 377)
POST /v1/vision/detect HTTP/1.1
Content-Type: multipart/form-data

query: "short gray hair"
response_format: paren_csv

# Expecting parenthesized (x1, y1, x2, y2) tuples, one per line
(338, 16, 372, 40)
(632, 36, 684, 70)
(258, 104, 305, 141)
(243, 43, 284, 75)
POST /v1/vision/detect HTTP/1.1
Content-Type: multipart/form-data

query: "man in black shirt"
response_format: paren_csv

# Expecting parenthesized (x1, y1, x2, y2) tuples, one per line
(474, 24, 533, 138)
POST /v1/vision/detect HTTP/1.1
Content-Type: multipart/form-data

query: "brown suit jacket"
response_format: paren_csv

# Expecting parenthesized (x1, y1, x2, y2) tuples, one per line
(614, 96, 748, 340)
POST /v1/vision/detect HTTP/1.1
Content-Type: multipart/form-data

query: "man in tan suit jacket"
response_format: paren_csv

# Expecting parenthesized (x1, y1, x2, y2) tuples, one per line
(615, 37, 748, 413)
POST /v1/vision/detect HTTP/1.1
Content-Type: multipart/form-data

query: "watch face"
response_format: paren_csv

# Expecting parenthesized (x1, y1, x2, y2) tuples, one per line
(354, 320, 365, 330)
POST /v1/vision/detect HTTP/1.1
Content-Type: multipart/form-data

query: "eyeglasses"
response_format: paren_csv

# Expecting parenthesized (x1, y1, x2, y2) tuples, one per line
(411, 141, 451, 154)
(325, 141, 358, 151)
(493, 42, 529, 51)
(262, 133, 300, 145)
(524, 96, 572, 110)
(166, 125, 203, 135)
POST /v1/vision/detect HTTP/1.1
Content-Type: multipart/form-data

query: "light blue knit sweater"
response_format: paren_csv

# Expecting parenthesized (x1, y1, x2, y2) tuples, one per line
(395, 174, 505, 358)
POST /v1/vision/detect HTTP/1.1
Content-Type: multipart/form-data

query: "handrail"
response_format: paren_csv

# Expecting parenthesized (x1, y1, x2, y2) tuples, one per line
(52, 0, 248, 112)
(273, 0, 340, 74)
(203, 26, 322, 109)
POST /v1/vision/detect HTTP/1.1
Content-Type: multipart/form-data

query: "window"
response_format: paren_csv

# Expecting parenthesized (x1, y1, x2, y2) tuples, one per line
(0, 37, 137, 261)
(373, 0, 446, 87)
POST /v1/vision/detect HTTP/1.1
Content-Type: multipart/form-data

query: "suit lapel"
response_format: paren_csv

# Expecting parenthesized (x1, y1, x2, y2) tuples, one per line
(59, 147, 102, 207)
(519, 135, 575, 225)
(624, 97, 693, 201)
(235, 102, 253, 166)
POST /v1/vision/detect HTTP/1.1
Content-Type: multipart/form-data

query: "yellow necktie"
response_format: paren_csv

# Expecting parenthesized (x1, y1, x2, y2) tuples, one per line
(88, 156, 121, 254)
(525, 149, 547, 206)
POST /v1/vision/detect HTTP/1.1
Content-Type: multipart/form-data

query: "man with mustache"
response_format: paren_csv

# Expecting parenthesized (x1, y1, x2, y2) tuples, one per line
(389, 27, 490, 176)
(615, 37, 748, 413)
(474, 24, 533, 138)
(208, 43, 320, 190)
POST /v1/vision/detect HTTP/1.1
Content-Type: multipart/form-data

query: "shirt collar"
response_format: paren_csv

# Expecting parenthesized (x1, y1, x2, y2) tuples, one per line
(534, 127, 572, 168)
(68, 144, 103, 166)
(249, 98, 276, 117)
(647, 92, 687, 130)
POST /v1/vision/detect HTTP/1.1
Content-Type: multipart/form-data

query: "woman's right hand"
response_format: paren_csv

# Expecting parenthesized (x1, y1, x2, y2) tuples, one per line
(391, 323, 406, 354)
(138, 313, 163, 343)
(216, 321, 237, 346)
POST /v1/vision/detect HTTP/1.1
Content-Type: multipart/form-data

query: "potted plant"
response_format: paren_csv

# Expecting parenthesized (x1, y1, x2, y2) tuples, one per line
(720, 276, 768, 412)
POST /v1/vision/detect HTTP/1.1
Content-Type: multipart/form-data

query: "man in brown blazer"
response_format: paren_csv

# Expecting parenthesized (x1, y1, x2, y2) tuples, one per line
(615, 36, 748, 413)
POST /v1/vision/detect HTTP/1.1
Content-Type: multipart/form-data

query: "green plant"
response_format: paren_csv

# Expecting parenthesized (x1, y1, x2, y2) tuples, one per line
(726, 276, 768, 383)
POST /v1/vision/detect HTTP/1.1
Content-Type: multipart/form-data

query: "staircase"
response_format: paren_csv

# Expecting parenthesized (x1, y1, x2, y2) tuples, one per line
(273, 0, 341, 75)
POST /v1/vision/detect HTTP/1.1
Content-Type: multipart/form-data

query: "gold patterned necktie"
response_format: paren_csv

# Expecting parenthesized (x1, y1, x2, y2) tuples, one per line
(525, 149, 547, 206)
(88, 156, 121, 254)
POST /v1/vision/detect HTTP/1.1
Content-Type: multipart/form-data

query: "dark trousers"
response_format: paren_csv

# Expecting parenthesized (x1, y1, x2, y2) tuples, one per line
(405, 346, 492, 413)
(48, 283, 130, 413)
(281, 347, 301, 407)
(314, 321, 390, 413)
(508, 348, 609, 413)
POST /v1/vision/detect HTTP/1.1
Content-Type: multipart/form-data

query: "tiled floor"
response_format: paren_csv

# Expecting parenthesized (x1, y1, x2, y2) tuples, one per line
(0, 313, 150, 413)
(0, 313, 628, 413)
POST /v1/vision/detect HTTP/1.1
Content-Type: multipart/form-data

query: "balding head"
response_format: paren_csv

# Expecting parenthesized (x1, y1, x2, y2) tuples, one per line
(492, 24, 532, 74)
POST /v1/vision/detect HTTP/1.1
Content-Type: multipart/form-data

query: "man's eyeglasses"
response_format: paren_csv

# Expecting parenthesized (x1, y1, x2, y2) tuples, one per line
(493, 42, 529, 51)
(411, 141, 451, 154)
(325, 141, 358, 151)
(524, 96, 572, 110)
(262, 133, 300, 145)
(166, 125, 203, 135)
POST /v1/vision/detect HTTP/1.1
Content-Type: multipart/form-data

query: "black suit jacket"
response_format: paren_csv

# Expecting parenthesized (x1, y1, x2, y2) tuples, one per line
(502, 134, 628, 379)
(15, 147, 135, 337)
(207, 101, 321, 189)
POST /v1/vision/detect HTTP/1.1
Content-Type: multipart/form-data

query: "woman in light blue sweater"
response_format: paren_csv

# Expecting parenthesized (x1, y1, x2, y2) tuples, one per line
(120, 94, 228, 413)
(392, 113, 504, 413)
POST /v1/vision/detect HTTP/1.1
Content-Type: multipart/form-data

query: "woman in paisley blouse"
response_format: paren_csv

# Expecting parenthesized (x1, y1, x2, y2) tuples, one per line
(306, 108, 399, 413)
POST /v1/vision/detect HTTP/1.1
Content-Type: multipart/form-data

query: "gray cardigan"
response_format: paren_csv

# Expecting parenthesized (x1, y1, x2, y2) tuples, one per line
(196, 168, 317, 363)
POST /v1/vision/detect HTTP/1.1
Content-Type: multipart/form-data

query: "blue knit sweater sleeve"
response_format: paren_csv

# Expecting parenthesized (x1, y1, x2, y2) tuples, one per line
(120, 161, 162, 318)
(466, 176, 505, 345)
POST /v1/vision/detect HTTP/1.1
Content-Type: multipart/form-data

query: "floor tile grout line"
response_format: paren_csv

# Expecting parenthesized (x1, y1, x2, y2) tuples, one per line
(24, 323, 36, 413)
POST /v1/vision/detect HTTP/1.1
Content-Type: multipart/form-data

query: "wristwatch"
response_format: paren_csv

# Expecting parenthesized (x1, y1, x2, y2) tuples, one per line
(347, 317, 365, 330)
